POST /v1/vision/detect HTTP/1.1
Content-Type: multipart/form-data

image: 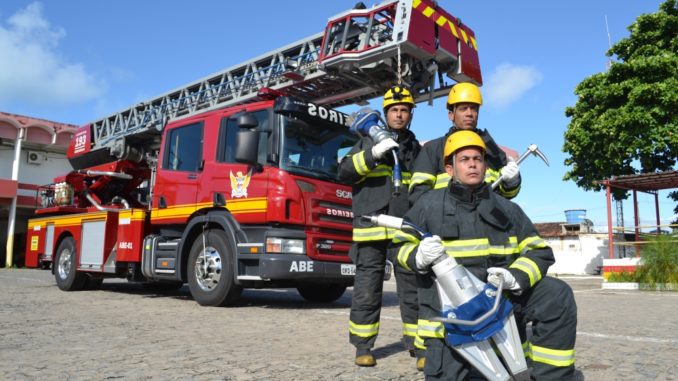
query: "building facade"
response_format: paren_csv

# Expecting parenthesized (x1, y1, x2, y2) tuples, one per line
(0, 112, 77, 266)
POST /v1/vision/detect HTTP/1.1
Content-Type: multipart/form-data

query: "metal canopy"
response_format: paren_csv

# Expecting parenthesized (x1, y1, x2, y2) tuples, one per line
(602, 170, 678, 192)
(600, 170, 678, 259)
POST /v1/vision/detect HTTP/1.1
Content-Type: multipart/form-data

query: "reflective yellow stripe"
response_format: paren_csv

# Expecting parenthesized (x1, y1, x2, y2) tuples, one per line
(433, 173, 450, 189)
(397, 242, 416, 272)
(355, 166, 412, 184)
(490, 236, 519, 255)
(349, 321, 380, 338)
(417, 319, 445, 338)
(352, 151, 369, 176)
(409, 172, 435, 191)
(392, 230, 418, 244)
(402, 323, 418, 338)
(529, 344, 575, 367)
(414, 335, 426, 349)
(363, 164, 391, 178)
(484, 168, 501, 183)
(442, 237, 521, 258)
(499, 183, 520, 198)
(401, 171, 412, 185)
(353, 227, 395, 241)
(518, 236, 548, 254)
(510, 257, 542, 286)
(443, 238, 489, 258)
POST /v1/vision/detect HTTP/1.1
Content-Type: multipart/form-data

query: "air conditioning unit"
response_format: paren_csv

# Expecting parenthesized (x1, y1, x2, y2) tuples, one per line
(27, 150, 46, 165)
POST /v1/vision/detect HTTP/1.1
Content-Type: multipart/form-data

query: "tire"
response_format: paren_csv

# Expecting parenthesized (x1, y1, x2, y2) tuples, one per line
(187, 229, 242, 306)
(297, 284, 347, 303)
(54, 237, 87, 291)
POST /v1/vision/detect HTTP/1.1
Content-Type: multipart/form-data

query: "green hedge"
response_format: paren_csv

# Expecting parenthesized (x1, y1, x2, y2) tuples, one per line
(634, 235, 678, 291)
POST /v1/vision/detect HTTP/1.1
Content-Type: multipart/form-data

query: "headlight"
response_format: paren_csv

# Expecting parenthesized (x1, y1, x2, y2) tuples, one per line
(266, 237, 305, 254)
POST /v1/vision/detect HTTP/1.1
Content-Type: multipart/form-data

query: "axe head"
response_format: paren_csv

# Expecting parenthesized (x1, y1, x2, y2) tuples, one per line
(527, 144, 549, 166)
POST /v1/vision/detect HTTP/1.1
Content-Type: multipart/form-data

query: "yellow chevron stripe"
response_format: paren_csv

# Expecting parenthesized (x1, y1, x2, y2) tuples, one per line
(447, 20, 460, 39)
(411, 0, 476, 51)
(460, 29, 469, 45)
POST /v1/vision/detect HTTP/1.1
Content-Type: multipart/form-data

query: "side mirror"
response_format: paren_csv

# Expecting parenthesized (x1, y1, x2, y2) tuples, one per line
(235, 130, 259, 167)
(237, 114, 259, 129)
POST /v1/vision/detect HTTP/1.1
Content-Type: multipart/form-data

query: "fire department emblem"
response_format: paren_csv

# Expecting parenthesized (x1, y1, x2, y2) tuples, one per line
(230, 169, 252, 198)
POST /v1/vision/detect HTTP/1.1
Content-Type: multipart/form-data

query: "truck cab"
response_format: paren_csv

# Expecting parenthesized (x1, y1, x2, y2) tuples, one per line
(26, 96, 361, 306)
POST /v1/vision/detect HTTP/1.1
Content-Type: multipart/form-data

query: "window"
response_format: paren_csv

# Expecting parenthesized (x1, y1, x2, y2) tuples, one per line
(280, 116, 358, 182)
(163, 122, 203, 171)
(218, 109, 270, 163)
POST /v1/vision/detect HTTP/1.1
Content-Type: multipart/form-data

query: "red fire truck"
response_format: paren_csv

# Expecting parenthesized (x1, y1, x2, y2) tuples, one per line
(24, 0, 481, 306)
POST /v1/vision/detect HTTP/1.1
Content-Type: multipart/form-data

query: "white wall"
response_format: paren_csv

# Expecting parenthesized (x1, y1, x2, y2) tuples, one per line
(546, 234, 610, 275)
(0, 146, 72, 187)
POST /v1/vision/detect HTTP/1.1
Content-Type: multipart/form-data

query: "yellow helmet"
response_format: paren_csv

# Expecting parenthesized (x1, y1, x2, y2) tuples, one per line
(383, 86, 415, 111)
(447, 82, 482, 107)
(443, 130, 486, 161)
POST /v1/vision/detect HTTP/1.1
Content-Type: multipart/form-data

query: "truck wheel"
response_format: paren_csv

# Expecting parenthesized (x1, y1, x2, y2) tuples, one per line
(54, 237, 87, 291)
(297, 284, 346, 303)
(187, 229, 242, 306)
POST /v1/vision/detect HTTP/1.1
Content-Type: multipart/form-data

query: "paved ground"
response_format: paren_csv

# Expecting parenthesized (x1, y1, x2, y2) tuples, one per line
(1, 269, 677, 381)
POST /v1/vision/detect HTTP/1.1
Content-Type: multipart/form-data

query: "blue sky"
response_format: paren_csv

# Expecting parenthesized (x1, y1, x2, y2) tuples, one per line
(0, 0, 674, 230)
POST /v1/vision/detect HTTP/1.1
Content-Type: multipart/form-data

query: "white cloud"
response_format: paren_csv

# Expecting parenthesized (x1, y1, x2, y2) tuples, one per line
(484, 64, 542, 109)
(0, 2, 104, 106)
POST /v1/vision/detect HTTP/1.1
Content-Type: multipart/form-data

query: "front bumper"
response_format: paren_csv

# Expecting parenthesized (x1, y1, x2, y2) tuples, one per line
(256, 255, 392, 281)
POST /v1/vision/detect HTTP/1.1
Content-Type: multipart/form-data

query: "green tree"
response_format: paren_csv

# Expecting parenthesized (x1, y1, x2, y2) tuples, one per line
(563, 0, 678, 217)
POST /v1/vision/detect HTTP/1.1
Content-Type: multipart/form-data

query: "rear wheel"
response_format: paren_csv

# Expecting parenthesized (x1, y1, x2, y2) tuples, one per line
(297, 284, 347, 303)
(54, 237, 87, 291)
(187, 230, 242, 306)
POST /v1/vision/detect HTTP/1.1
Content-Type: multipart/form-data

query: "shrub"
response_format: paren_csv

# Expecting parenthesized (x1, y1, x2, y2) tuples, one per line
(634, 235, 678, 291)
(606, 271, 638, 283)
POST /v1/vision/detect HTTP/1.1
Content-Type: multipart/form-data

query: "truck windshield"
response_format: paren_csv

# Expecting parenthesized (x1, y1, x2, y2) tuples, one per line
(280, 116, 358, 183)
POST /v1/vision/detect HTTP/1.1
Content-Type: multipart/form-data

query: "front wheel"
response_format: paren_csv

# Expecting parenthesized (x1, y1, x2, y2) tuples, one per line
(54, 237, 87, 291)
(187, 230, 242, 306)
(297, 284, 347, 303)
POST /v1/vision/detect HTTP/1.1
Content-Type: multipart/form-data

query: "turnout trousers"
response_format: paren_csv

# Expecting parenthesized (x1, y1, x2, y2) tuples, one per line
(423, 276, 577, 381)
(349, 240, 420, 351)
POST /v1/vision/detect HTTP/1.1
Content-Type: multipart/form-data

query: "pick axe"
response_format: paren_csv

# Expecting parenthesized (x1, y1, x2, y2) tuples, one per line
(491, 144, 549, 189)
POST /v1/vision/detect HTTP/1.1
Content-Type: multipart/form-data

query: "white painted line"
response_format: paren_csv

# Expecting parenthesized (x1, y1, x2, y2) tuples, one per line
(318, 311, 678, 345)
(577, 331, 678, 345)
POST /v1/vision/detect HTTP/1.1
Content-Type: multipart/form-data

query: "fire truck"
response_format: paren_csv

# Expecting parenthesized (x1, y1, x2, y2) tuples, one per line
(24, 0, 481, 306)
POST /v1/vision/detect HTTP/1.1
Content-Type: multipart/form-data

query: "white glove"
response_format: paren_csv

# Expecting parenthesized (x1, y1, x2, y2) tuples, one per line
(487, 267, 521, 291)
(371, 138, 399, 159)
(500, 158, 520, 188)
(415, 235, 444, 271)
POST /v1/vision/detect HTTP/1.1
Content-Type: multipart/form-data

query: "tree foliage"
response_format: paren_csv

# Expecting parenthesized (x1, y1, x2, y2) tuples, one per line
(563, 0, 677, 205)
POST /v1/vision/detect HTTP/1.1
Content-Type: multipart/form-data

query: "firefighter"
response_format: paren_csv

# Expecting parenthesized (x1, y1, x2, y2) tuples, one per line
(393, 130, 577, 380)
(338, 86, 423, 368)
(408, 82, 521, 205)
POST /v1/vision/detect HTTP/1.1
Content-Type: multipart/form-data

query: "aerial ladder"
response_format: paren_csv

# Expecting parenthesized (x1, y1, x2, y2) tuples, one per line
(79, 0, 482, 168)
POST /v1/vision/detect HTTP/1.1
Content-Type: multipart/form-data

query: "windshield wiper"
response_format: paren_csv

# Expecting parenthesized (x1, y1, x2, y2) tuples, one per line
(285, 165, 337, 181)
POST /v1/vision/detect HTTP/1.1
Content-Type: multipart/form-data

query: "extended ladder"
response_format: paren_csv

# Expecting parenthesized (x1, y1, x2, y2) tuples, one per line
(90, 0, 482, 151)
